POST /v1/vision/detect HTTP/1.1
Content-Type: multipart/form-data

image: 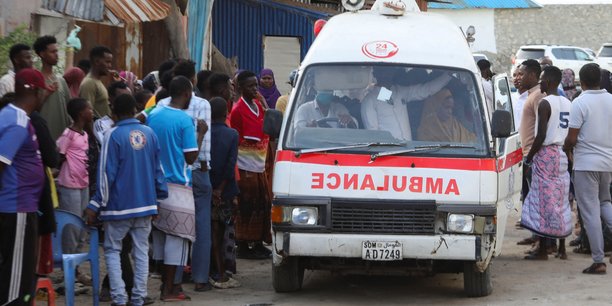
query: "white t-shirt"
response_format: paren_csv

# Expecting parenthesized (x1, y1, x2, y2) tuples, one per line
(513, 91, 528, 129)
(361, 74, 452, 141)
(537, 95, 571, 146)
(93, 115, 114, 145)
(569, 89, 612, 171)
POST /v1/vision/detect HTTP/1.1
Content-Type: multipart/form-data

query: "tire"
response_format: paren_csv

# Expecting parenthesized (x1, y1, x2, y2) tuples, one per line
(463, 262, 493, 297)
(272, 257, 304, 292)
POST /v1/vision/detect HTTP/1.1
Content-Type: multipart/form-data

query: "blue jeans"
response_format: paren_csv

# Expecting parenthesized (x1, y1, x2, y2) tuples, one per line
(104, 217, 152, 306)
(190, 170, 212, 284)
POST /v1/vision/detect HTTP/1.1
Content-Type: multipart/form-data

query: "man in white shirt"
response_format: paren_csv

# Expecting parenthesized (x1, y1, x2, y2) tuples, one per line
(520, 66, 572, 260)
(512, 65, 528, 129)
(564, 63, 612, 275)
(361, 67, 451, 141)
(294, 91, 356, 129)
(477, 59, 494, 110)
(0, 44, 33, 97)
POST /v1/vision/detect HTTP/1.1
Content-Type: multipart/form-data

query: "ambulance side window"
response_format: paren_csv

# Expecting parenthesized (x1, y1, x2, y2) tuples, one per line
(493, 76, 515, 132)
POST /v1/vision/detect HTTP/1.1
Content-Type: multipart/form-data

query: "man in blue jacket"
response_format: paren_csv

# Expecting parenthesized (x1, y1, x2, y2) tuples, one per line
(86, 94, 167, 306)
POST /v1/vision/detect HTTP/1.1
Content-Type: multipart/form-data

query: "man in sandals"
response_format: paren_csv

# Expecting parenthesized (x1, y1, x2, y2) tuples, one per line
(564, 63, 612, 274)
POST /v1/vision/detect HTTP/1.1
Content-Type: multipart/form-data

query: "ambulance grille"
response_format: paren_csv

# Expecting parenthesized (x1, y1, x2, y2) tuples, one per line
(331, 201, 436, 234)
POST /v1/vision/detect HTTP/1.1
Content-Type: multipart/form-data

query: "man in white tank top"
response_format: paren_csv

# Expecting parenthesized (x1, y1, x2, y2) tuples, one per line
(520, 66, 572, 260)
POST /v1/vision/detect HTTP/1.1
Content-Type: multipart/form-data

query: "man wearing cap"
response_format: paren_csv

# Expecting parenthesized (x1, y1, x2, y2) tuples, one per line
(0, 68, 49, 305)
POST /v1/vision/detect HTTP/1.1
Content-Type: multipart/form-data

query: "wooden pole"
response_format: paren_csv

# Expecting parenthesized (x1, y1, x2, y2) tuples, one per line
(417, 0, 428, 11)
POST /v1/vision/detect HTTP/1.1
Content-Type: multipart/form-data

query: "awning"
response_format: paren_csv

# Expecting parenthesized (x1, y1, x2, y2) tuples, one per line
(42, 0, 171, 25)
(105, 0, 171, 24)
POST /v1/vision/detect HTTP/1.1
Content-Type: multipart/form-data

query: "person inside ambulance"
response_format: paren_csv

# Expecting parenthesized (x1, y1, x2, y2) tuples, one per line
(361, 66, 452, 141)
(294, 90, 358, 129)
(417, 86, 476, 143)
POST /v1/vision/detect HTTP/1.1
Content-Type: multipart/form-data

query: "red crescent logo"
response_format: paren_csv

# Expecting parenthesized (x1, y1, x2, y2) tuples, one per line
(362, 41, 399, 59)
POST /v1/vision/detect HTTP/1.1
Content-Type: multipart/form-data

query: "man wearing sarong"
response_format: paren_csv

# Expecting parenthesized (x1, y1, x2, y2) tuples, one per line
(147, 76, 206, 301)
(521, 66, 572, 260)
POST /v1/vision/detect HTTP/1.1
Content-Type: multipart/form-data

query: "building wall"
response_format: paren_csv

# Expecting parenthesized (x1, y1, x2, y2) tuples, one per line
(212, 0, 329, 74)
(0, 0, 41, 36)
(429, 9, 496, 54)
(494, 4, 612, 74)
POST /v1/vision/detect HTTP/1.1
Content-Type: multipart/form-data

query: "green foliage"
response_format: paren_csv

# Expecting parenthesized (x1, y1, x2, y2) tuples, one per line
(0, 25, 38, 75)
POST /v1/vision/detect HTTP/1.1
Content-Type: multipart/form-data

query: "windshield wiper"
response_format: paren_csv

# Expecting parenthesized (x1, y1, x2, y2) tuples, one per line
(296, 142, 405, 157)
(370, 144, 478, 162)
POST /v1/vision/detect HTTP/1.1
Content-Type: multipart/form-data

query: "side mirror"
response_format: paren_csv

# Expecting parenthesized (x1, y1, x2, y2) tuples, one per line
(491, 109, 512, 138)
(264, 109, 283, 139)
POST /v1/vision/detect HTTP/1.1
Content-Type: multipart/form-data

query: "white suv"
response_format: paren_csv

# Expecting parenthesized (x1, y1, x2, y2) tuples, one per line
(511, 45, 596, 81)
(596, 43, 612, 71)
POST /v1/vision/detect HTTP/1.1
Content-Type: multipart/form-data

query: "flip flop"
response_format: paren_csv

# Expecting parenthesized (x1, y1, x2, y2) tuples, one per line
(582, 263, 606, 275)
(160, 292, 191, 302)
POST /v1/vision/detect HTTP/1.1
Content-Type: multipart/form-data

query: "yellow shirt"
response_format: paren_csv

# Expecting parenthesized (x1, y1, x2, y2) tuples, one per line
(275, 94, 289, 115)
(144, 94, 157, 109)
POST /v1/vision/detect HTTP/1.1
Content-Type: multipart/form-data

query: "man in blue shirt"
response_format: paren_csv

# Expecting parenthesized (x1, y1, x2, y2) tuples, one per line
(0, 68, 48, 306)
(147, 76, 205, 301)
(86, 94, 167, 306)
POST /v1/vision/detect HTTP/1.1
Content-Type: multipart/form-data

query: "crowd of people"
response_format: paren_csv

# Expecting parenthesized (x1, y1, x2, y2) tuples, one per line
(2, 32, 612, 306)
(0, 35, 286, 306)
(503, 57, 612, 275)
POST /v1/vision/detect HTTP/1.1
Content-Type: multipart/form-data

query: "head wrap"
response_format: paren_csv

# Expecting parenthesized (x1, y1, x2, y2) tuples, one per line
(258, 68, 281, 108)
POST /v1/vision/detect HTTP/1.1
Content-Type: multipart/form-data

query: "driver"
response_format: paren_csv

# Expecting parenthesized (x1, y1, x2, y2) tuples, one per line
(294, 90, 357, 129)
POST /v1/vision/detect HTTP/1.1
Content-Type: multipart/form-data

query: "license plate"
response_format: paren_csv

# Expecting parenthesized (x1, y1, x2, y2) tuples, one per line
(361, 241, 402, 261)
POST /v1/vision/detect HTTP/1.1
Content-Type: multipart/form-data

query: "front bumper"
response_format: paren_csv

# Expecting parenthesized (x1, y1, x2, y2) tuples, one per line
(276, 233, 479, 261)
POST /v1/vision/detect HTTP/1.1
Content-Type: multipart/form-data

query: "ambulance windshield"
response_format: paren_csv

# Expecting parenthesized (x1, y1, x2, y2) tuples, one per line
(284, 64, 489, 157)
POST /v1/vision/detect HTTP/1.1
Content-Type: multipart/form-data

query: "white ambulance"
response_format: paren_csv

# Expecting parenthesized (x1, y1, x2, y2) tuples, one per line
(264, 0, 522, 297)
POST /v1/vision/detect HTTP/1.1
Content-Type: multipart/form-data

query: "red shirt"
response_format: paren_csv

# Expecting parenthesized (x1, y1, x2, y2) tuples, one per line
(230, 98, 269, 173)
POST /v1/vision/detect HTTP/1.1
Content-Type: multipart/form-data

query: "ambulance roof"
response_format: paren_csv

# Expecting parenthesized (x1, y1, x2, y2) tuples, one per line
(302, 10, 478, 73)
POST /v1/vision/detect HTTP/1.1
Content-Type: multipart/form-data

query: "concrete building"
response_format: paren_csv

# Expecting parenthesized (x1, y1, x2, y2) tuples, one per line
(429, 0, 612, 74)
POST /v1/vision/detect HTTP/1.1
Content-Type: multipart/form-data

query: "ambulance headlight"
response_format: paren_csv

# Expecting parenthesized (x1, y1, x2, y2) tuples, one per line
(447, 214, 474, 233)
(291, 207, 318, 225)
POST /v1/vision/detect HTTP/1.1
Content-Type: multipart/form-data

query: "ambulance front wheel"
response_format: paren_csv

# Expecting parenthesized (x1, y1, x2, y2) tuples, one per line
(272, 257, 304, 292)
(463, 262, 492, 297)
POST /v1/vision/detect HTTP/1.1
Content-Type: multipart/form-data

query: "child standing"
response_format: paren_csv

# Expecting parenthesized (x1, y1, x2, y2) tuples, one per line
(56, 98, 93, 259)
(230, 71, 272, 259)
(209, 97, 240, 289)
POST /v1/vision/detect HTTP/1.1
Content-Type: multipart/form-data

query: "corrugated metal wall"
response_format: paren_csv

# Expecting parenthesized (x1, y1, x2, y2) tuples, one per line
(212, 0, 330, 73)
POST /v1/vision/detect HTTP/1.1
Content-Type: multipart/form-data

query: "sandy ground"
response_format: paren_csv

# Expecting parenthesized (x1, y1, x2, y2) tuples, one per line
(44, 211, 612, 306)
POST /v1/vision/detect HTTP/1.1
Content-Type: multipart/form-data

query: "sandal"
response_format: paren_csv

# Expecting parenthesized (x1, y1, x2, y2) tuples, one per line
(582, 263, 606, 275)
(160, 291, 191, 302)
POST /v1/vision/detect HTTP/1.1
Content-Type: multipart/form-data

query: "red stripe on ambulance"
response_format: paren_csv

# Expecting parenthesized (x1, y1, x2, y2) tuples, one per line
(276, 149, 522, 173)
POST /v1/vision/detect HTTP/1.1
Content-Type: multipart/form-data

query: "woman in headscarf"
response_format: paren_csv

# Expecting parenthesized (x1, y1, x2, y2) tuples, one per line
(561, 68, 577, 100)
(63, 67, 85, 98)
(258, 68, 281, 109)
(417, 87, 476, 143)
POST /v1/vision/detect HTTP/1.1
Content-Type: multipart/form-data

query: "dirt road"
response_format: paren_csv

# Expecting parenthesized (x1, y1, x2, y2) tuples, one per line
(51, 212, 612, 306)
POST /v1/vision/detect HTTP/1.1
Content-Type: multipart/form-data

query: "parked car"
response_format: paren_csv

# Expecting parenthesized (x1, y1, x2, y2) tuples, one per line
(596, 43, 612, 71)
(511, 45, 595, 81)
